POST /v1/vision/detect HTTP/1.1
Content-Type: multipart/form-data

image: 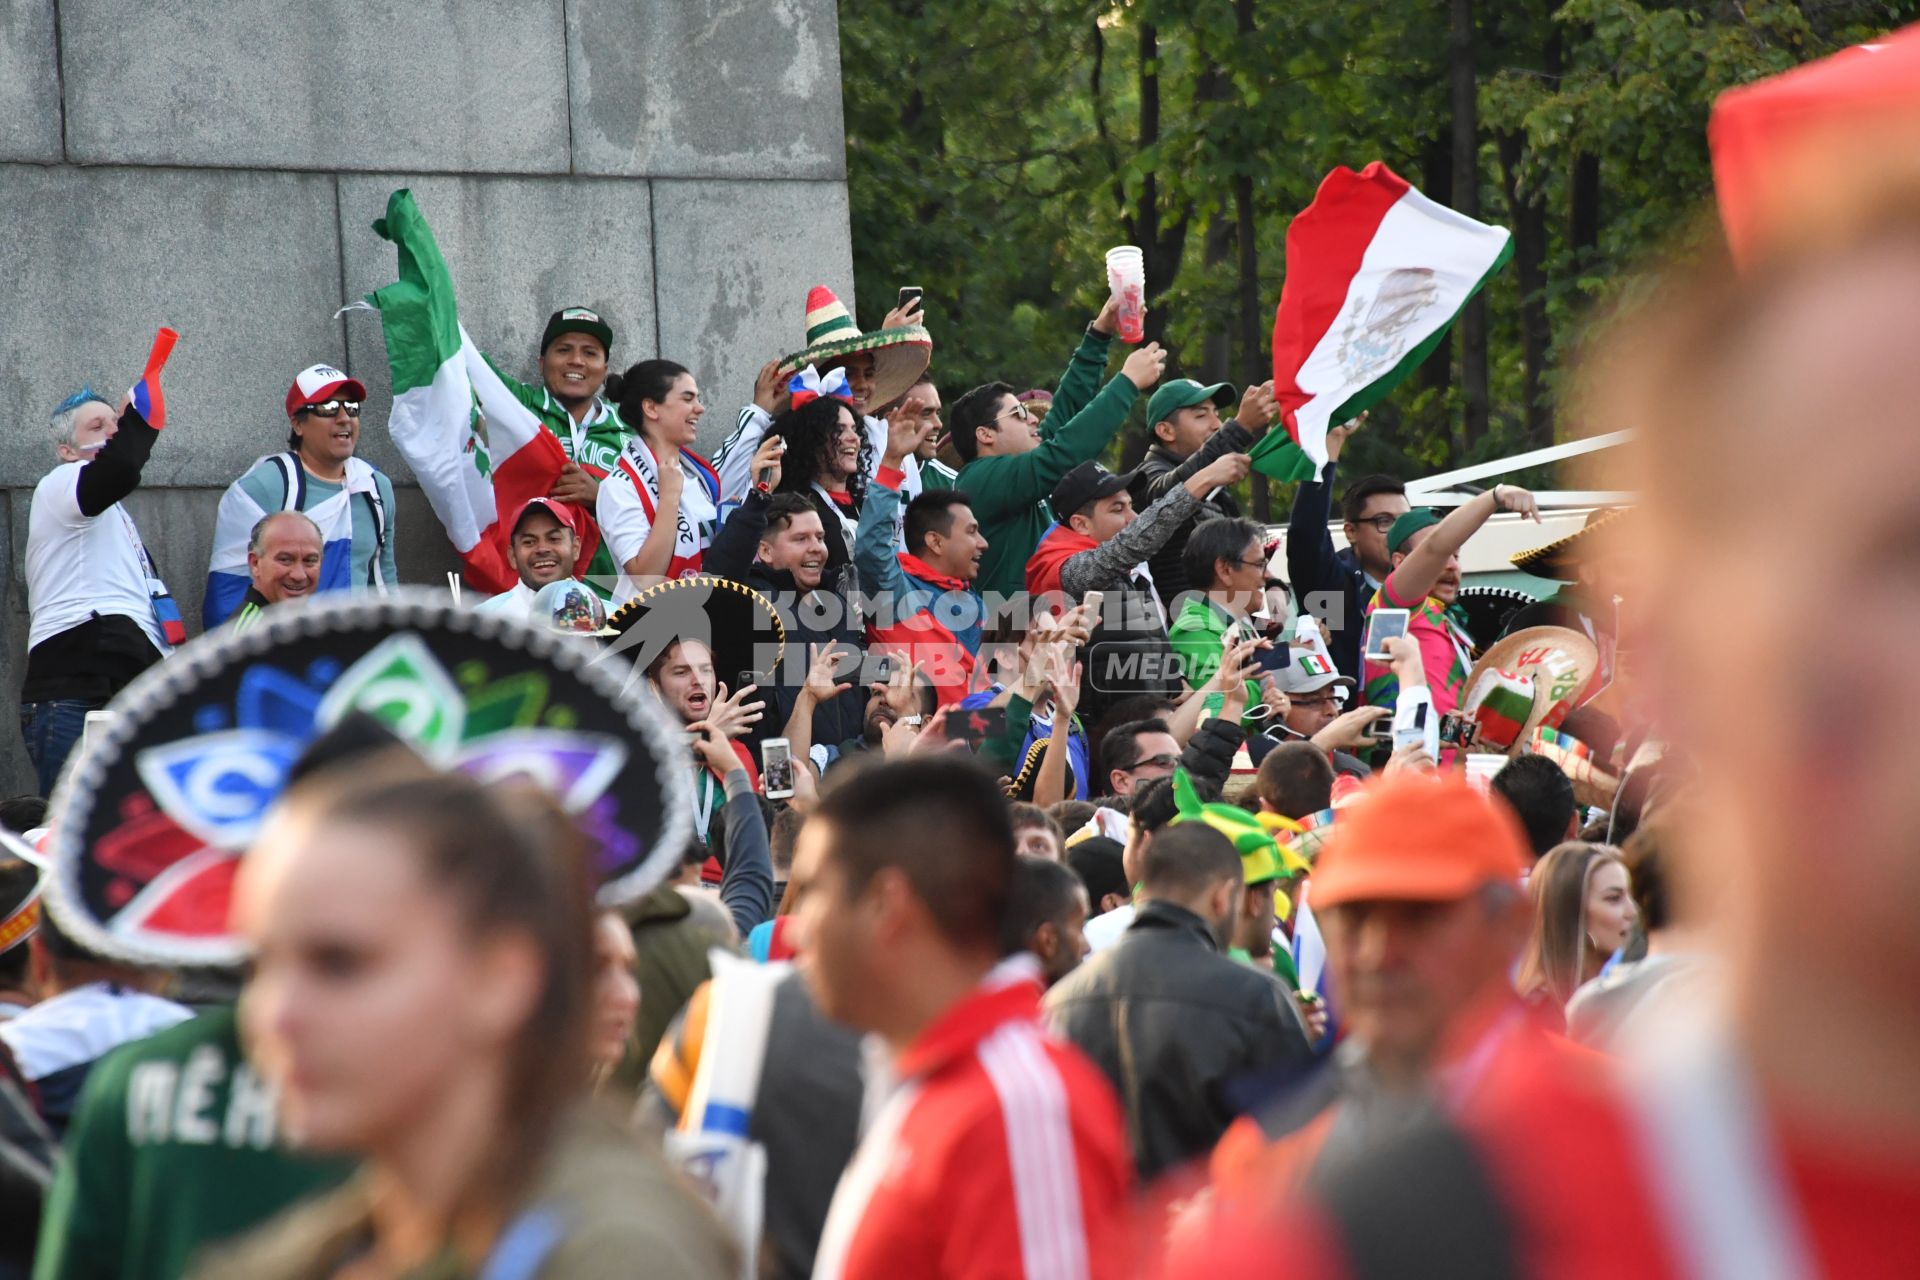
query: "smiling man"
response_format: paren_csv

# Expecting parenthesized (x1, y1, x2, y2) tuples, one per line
(855, 429, 992, 705)
(231, 512, 325, 631)
(205, 365, 397, 626)
(473, 498, 583, 619)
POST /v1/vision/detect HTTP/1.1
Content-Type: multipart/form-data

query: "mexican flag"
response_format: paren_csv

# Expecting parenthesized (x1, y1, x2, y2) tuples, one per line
(1251, 163, 1512, 484)
(366, 190, 584, 593)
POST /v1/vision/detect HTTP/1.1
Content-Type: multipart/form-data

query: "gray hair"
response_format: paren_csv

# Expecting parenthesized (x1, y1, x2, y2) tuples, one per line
(249, 510, 324, 555)
(48, 391, 111, 450)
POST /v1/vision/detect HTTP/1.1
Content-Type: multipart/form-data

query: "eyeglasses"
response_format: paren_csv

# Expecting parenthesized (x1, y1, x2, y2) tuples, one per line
(1233, 556, 1268, 570)
(1121, 752, 1179, 773)
(1351, 513, 1397, 534)
(300, 401, 362, 419)
(992, 401, 1033, 426)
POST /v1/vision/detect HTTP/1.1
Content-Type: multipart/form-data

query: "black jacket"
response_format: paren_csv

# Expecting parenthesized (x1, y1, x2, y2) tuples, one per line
(1042, 899, 1312, 1179)
(706, 488, 867, 754)
(1286, 461, 1375, 682)
(1128, 420, 1255, 603)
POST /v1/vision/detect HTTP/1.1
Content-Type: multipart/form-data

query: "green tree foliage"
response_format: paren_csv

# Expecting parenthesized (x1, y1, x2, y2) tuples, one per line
(843, 0, 1915, 509)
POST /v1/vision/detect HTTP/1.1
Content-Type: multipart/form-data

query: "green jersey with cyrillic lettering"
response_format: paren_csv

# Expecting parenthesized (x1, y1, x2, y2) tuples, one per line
(32, 1006, 352, 1280)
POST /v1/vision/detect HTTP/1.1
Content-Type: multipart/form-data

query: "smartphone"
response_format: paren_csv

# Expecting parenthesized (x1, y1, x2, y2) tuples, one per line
(81, 710, 113, 761)
(946, 705, 1007, 750)
(1363, 715, 1395, 743)
(735, 671, 760, 695)
(761, 737, 795, 800)
(1080, 589, 1104, 625)
(1363, 608, 1410, 662)
(1438, 711, 1479, 749)
(897, 285, 923, 311)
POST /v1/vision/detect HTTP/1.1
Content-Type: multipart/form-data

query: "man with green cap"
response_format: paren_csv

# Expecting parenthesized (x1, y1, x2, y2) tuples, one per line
(1361, 484, 1540, 716)
(474, 306, 634, 596)
(1129, 375, 1278, 600)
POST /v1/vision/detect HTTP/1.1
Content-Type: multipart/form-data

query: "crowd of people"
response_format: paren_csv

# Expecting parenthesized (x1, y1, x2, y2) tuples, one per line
(6, 171, 1920, 1279)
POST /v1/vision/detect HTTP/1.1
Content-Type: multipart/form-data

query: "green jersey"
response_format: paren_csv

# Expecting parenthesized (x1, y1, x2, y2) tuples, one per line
(33, 1007, 352, 1280)
(482, 355, 637, 599)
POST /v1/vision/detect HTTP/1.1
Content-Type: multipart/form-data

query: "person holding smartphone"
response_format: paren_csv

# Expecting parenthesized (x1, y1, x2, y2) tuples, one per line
(1361, 485, 1541, 718)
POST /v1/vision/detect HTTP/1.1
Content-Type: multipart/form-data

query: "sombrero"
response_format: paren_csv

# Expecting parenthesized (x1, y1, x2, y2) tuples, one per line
(604, 576, 787, 689)
(0, 829, 46, 957)
(42, 593, 693, 968)
(1462, 626, 1602, 757)
(1455, 586, 1537, 649)
(776, 286, 932, 411)
(1511, 507, 1627, 580)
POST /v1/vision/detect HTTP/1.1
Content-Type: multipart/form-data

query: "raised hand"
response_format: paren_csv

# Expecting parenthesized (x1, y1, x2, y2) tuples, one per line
(1324, 411, 1368, 463)
(1122, 342, 1168, 391)
(753, 358, 790, 415)
(747, 434, 785, 490)
(884, 396, 932, 468)
(802, 642, 853, 705)
(1234, 381, 1278, 432)
(706, 680, 766, 740)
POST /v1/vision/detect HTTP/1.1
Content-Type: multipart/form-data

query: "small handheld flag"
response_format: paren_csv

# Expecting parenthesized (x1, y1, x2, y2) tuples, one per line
(129, 327, 179, 430)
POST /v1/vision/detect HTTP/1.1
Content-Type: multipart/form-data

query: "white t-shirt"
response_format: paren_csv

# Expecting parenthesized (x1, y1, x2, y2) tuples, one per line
(596, 444, 719, 605)
(473, 581, 537, 619)
(25, 462, 167, 653)
(1083, 902, 1136, 952)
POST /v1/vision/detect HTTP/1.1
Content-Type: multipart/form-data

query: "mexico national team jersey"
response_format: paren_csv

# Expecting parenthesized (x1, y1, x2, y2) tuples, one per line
(1361, 579, 1474, 716)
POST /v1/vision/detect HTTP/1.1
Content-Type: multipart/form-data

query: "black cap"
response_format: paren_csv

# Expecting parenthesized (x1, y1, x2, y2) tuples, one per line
(1049, 461, 1134, 520)
(541, 307, 614, 355)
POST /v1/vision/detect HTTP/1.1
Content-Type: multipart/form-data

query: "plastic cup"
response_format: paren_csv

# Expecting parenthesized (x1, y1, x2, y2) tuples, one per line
(1105, 246, 1146, 342)
(1463, 752, 1508, 794)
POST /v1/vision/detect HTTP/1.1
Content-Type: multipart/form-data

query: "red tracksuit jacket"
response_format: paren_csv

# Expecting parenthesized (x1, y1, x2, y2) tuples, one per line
(813, 958, 1133, 1280)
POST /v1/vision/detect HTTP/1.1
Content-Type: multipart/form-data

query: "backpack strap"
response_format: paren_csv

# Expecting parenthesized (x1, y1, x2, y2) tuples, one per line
(271, 453, 305, 512)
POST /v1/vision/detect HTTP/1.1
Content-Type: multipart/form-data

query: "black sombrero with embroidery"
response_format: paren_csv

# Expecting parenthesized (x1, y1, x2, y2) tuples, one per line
(43, 592, 692, 968)
(604, 576, 788, 687)
(1455, 586, 1538, 651)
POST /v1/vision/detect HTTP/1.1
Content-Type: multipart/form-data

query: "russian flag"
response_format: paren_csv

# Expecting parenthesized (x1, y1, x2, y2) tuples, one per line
(130, 328, 178, 429)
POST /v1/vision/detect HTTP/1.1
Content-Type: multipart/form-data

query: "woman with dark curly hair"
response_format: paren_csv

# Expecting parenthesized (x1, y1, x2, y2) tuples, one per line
(769, 384, 870, 575)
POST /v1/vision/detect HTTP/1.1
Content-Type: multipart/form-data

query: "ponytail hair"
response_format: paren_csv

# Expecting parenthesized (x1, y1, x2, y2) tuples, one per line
(614, 359, 692, 440)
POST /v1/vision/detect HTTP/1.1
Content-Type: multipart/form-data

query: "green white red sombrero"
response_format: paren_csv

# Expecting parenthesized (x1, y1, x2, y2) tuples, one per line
(1462, 626, 1602, 757)
(777, 286, 932, 410)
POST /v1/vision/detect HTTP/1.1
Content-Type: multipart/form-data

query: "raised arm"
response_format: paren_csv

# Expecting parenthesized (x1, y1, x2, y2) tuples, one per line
(1058, 454, 1249, 598)
(73, 402, 160, 518)
(971, 347, 1165, 520)
(1037, 303, 1120, 432)
(1385, 484, 1540, 607)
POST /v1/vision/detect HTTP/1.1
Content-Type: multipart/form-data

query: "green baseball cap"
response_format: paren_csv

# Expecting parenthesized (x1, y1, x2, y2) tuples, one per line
(1387, 508, 1443, 554)
(1146, 378, 1235, 427)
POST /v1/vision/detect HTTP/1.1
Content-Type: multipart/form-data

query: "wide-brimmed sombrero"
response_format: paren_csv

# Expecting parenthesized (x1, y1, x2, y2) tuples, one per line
(776, 286, 932, 410)
(1511, 507, 1627, 580)
(42, 593, 693, 967)
(1462, 626, 1602, 757)
(1456, 586, 1537, 650)
(604, 576, 787, 690)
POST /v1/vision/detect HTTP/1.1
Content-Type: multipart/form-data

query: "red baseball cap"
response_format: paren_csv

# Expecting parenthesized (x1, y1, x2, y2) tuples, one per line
(1310, 771, 1528, 909)
(508, 496, 577, 537)
(286, 363, 369, 417)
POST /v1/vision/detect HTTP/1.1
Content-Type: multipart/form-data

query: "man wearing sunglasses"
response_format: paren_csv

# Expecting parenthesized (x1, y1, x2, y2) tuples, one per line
(204, 365, 397, 626)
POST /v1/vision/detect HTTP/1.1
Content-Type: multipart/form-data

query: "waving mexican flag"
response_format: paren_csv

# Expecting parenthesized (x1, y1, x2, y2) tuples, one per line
(366, 190, 583, 593)
(1251, 163, 1512, 483)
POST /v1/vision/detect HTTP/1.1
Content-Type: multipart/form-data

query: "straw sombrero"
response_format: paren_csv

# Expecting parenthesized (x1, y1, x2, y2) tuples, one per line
(776, 286, 932, 411)
(1511, 507, 1627, 580)
(1462, 626, 1602, 757)
(605, 576, 787, 689)
(42, 593, 694, 968)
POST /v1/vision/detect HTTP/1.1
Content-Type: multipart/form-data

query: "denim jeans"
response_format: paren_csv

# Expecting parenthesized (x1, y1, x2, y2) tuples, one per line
(18, 698, 96, 797)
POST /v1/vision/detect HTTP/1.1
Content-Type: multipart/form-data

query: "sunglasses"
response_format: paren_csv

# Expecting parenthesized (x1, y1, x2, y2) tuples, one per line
(300, 400, 362, 419)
